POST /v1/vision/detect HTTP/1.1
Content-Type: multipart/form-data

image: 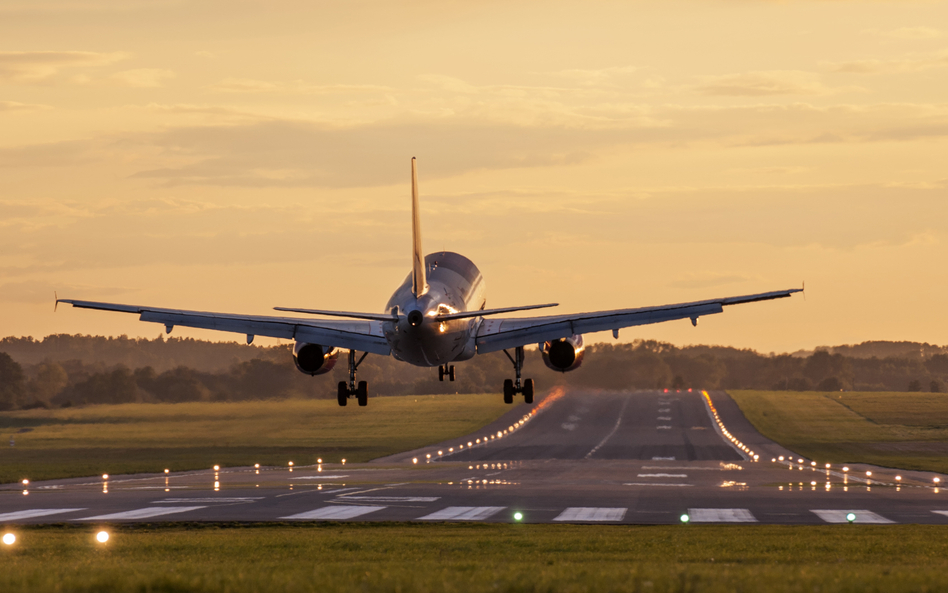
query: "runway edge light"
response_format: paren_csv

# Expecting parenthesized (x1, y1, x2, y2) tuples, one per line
(680, 513, 690, 524)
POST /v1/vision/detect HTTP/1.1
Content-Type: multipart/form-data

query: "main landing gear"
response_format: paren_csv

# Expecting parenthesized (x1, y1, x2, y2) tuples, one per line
(338, 349, 369, 407)
(438, 364, 456, 382)
(502, 346, 534, 405)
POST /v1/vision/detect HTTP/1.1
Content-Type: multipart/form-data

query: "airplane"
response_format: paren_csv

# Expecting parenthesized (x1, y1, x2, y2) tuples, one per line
(58, 157, 802, 407)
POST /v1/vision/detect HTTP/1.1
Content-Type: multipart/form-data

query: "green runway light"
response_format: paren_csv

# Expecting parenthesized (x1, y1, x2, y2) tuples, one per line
(680, 514, 690, 523)
(513, 512, 523, 522)
(846, 513, 856, 523)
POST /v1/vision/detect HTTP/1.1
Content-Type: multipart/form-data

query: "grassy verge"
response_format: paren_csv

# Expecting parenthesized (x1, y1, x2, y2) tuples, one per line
(3, 523, 948, 593)
(0, 394, 512, 484)
(730, 390, 948, 473)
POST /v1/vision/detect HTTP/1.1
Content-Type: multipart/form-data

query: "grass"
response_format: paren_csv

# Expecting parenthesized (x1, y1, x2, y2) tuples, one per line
(0, 394, 513, 484)
(730, 390, 948, 474)
(3, 523, 948, 592)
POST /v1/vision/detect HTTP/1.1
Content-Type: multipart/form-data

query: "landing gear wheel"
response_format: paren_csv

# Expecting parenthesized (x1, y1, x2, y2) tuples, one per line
(503, 379, 514, 404)
(523, 378, 534, 404)
(449, 365, 456, 382)
(357, 381, 368, 407)
(337, 382, 348, 407)
(438, 365, 445, 382)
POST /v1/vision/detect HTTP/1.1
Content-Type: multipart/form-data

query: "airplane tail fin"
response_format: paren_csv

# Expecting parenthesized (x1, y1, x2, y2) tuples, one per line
(411, 157, 428, 297)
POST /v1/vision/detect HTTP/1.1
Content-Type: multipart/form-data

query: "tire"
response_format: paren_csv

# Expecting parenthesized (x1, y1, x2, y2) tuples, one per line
(438, 366, 445, 381)
(357, 381, 368, 407)
(337, 382, 348, 407)
(449, 365, 456, 382)
(523, 379, 535, 404)
(503, 379, 514, 404)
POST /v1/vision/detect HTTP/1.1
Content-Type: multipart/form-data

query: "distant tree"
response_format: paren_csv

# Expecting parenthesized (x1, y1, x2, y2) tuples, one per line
(26, 361, 69, 405)
(671, 375, 686, 389)
(931, 380, 942, 393)
(925, 354, 948, 374)
(908, 379, 922, 392)
(65, 366, 139, 405)
(817, 377, 844, 392)
(0, 352, 27, 410)
(787, 377, 813, 391)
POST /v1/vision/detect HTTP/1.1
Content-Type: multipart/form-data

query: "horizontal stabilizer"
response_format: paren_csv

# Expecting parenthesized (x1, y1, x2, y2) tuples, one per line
(272, 307, 397, 321)
(436, 303, 558, 321)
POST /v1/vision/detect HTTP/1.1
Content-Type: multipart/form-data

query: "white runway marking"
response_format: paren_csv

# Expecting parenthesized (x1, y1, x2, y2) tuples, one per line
(688, 508, 757, 523)
(561, 423, 577, 431)
(658, 408, 671, 413)
(811, 510, 894, 524)
(78, 506, 206, 521)
(0, 508, 85, 521)
(290, 475, 349, 480)
(624, 482, 693, 487)
(281, 506, 386, 520)
(340, 496, 440, 502)
(657, 416, 672, 421)
(931, 511, 948, 519)
(651, 456, 676, 461)
(152, 498, 262, 503)
(554, 507, 626, 522)
(417, 506, 506, 521)
(638, 473, 687, 478)
(584, 396, 631, 459)
(656, 426, 672, 430)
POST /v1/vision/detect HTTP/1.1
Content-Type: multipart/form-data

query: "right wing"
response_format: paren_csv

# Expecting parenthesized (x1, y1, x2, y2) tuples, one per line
(57, 299, 392, 355)
(475, 288, 801, 353)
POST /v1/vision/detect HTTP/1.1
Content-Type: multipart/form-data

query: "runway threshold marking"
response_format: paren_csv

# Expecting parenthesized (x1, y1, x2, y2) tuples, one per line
(280, 506, 387, 520)
(584, 396, 632, 459)
(77, 506, 206, 521)
(931, 511, 948, 519)
(811, 510, 895, 524)
(688, 508, 757, 523)
(417, 507, 506, 521)
(554, 508, 626, 522)
(0, 508, 86, 521)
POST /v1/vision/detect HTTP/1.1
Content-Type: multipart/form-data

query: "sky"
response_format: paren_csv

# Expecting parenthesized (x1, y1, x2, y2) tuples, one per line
(1, 0, 946, 354)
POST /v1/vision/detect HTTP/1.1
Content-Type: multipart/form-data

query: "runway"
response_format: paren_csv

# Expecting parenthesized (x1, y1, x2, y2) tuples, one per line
(2, 389, 947, 525)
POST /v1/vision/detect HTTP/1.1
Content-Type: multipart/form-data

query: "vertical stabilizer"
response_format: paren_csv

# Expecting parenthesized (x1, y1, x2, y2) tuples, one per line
(411, 157, 428, 297)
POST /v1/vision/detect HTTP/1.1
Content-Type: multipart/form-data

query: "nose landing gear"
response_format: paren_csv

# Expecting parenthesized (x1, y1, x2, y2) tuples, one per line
(337, 349, 369, 406)
(438, 364, 456, 382)
(502, 346, 534, 404)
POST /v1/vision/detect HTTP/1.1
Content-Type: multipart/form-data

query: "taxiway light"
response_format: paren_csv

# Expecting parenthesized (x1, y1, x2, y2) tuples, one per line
(317, 458, 323, 464)
(843, 467, 850, 472)
(102, 474, 109, 480)
(680, 514, 690, 523)
(778, 456, 785, 461)
(438, 451, 443, 455)
(341, 459, 346, 465)
(449, 448, 454, 452)
(513, 512, 523, 522)
(289, 461, 294, 467)
(754, 455, 759, 461)
(826, 464, 831, 469)
(811, 462, 816, 467)
(895, 476, 902, 481)
(846, 513, 856, 523)
(213, 465, 220, 471)
(426, 454, 431, 459)
(412, 458, 418, 464)
(21, 479, 28, 485)
(866, 471, 872, 477)
(164, 469, 170, 474)
(797, 459, 804, 464)
(772, 458, 777, 463)
(2, 533, 15, 546)
(96, 531, 110, 543)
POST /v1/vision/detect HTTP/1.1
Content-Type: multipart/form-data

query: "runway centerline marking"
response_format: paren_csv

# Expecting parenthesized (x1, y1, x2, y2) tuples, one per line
(417, 507, 506, 521)
(811, 510, 894, 524)
(0, 508, 86, 521)
(554, 508, 626, 522)
(657, 416, 672, 420)
(78, 506, 206, 521)
(688, 508, 757, 523)
(656, 426, 672, 430)
(584, 396, 632, 459)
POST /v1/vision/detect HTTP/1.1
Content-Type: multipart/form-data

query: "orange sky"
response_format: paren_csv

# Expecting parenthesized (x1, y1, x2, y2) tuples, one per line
(1, 0, 946, 353)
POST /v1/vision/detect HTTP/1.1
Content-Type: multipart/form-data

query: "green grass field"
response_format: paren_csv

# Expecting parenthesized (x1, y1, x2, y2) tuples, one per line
(730, 390, 948, 474)
(0, 394, 513, 484)
(3, 523, 948, 593)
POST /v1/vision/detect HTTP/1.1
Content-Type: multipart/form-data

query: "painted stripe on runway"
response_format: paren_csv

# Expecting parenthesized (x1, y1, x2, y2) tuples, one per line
(417, 507, 506, 521)
(624, 482, 693, 487)
(638, 473, 687, 478)
(931, 511, 948, 519)
(688, 508, 757, 523)
(340, 496, 440, 502)
(281, 506, 386, 520)
(78, 506, 206, 521)
(554, 507, 626, 522)
(811, 510, 894, 524)
(0, 508, 85, 521)
(152, 498, 262, 503)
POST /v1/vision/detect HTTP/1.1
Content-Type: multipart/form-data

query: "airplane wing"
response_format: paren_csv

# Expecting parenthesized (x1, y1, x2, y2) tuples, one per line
(475, 288, 802, 354)
(56, 299, 392, 355)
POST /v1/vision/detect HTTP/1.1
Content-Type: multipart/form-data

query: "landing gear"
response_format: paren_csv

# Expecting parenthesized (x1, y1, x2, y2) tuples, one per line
(438, 364, 456, 382)
(502, 346, 535, 405)
(337, 350, 369, 406)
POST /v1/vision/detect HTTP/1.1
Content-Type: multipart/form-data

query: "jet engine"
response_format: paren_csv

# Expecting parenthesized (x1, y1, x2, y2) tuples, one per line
(540, 334, 585, 372)
(293, 342, 338, 375)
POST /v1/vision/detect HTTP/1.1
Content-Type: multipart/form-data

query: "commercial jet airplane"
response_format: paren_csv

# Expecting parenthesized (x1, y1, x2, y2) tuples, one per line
(58, 158, 802, 407)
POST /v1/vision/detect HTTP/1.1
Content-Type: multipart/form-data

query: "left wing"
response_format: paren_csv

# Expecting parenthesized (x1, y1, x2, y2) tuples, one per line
(475, 288, 802, 354)
(57, 299, 392, 355)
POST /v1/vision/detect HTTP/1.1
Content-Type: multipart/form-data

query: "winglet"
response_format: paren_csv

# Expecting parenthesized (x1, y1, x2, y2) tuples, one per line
(411, 157, 428, 297)
(54, 291, 58, 312)
(802, 281, 806, 301)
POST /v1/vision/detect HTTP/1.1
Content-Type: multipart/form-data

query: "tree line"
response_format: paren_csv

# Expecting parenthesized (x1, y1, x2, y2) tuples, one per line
(1, 334, 946, 410)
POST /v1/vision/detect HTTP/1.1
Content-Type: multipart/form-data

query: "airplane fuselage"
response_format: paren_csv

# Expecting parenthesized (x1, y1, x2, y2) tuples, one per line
(383, 251, 485, 366)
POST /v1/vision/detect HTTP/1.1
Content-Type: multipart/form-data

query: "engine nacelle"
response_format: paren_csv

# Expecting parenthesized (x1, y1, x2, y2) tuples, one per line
(540, 334, 585, 373)
(293, 342, 338, 376)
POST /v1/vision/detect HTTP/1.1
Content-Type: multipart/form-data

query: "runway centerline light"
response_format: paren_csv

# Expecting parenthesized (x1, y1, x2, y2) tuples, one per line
(680, 514, 690, 523)
(2, 533, 15, 546)
(846, 513, 856, 523)
(96, 531, 110, 543)
(513, 512, 523, 521)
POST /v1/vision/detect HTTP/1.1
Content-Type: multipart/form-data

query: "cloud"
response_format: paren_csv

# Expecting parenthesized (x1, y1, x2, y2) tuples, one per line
(112, 68, 174, 87)
(694, 71, 850, 97)
(0, 101, 51, 112)
(208, 77, 392, 94)
(0, 50, 127, 82)
(827, 51, 948, 74)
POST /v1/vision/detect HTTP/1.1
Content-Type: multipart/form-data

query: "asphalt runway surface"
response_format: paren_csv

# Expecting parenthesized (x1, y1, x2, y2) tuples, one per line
(3, 389, 948, 526)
